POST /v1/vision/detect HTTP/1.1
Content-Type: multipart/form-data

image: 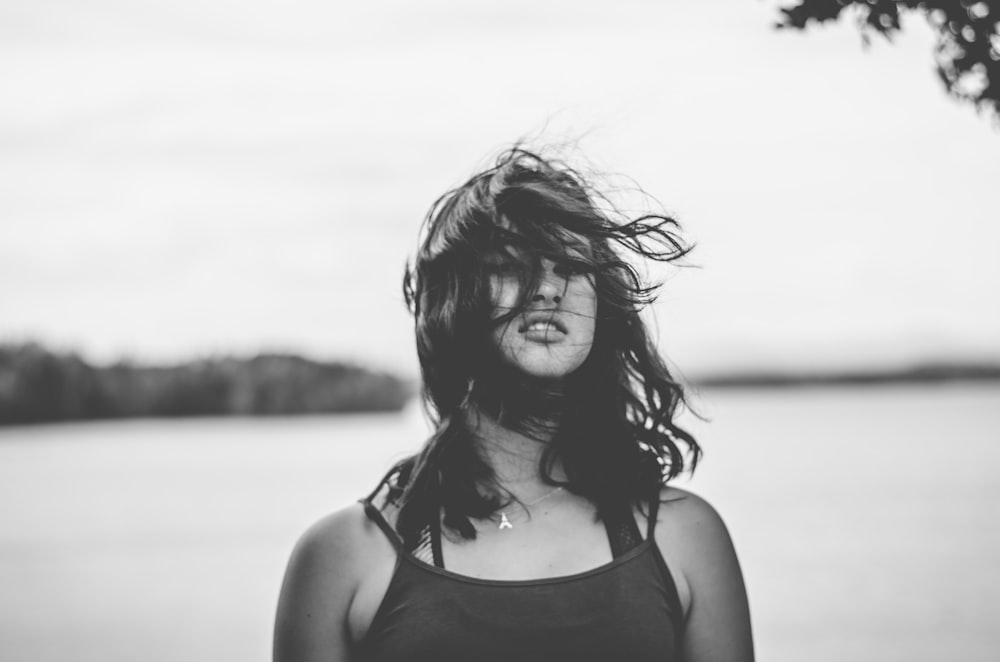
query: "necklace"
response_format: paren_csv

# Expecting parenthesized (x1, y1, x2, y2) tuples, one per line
(497, 486, 564, 530)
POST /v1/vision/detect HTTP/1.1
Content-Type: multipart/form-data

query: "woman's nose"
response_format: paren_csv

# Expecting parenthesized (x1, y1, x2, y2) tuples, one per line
(532, 260, 564, 303)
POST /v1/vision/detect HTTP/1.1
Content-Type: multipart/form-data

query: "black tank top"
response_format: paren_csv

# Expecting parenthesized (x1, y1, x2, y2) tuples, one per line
(357, 490, 683, 662)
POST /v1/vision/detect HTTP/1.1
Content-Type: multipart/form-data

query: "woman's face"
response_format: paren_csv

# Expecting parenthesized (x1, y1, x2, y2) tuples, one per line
(488, 244, 597, 380)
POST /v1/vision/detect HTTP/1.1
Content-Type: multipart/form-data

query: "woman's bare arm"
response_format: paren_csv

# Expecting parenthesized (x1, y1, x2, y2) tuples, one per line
(273, 505, 368, 662)
(657, 488, 754, 662)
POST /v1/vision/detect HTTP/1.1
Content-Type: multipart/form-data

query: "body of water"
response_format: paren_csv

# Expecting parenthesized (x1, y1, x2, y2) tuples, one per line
(1, 385, 998, 662)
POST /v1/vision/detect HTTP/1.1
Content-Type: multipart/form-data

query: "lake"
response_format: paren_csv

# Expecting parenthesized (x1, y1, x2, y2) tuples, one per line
(1, 384, 998, 662)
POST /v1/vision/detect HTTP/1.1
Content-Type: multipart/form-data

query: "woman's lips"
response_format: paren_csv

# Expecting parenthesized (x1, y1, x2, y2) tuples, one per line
(518, 311, 567, 334)
(522, 321, 566, 343)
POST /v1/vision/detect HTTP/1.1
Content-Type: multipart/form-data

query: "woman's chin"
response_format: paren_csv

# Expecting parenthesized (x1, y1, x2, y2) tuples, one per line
(518, 368, 569, 381)
(504, 356, 587, 381)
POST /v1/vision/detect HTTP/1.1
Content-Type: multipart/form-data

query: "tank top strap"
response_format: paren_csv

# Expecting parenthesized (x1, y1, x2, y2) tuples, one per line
(644, 485, 684, 636)
(360, 494, 404, 553)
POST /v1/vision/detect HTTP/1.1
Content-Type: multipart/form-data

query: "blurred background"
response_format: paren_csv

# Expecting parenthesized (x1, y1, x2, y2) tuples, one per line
(2, 1, 998, 661)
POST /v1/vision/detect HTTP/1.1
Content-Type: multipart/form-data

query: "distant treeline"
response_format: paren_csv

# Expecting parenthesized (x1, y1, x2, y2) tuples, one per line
(0, 343, 416, 426)
(695, 363, 1000, 389)
(4, 342, 998, 426)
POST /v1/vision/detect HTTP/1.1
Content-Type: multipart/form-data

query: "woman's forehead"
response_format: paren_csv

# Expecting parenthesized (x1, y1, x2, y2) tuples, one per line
(492, 215, 592, 258)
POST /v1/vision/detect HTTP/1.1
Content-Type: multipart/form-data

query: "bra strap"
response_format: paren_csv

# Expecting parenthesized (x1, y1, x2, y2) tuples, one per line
(429, 515, 445, 568)
(604, 502, 644, 557)
(646, 486, 661, 541)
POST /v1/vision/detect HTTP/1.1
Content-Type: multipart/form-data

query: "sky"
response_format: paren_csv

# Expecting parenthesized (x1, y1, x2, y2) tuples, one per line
(1, 0, 998, 377)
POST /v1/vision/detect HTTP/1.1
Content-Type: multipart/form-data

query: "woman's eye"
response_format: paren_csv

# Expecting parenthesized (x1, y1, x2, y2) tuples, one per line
(554, 263, 585, 277)
(489, 262, 520, 275)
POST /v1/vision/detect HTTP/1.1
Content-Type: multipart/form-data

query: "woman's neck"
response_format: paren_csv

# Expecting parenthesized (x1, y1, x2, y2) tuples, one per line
(469, 408, 565, 493)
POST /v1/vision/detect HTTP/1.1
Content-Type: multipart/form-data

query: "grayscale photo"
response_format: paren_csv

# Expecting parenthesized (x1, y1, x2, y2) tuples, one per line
(2, 2, 998, 661)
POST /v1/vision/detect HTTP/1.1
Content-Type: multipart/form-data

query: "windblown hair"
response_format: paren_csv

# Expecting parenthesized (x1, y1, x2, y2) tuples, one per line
(387, 147, 700, 547)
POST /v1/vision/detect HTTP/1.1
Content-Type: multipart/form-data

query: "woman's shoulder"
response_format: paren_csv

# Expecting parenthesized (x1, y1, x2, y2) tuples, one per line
(288, 464, 405, 559)
(292, 502, 379, 561)
(657, 485, 726, 526)
(654, 484, 736, 559)
(285, 500, 402, 601)
(278, 504, 378, 607)
(275, 502, 400, 659)
(652, 485, 748, 625)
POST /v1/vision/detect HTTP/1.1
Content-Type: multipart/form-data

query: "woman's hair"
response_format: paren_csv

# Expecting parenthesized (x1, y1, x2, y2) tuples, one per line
(385, 146, 700, 546)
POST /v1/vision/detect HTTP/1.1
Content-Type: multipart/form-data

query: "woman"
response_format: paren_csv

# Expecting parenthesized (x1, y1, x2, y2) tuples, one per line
(274, 147, 754, 661)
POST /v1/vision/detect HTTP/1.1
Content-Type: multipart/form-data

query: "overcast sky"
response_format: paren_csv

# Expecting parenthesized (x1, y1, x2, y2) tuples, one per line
(2, 0, 997, 376)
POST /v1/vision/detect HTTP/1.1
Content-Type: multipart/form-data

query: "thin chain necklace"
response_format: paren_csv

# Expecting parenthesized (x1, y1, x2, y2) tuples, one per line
(497, 486, 564, 530)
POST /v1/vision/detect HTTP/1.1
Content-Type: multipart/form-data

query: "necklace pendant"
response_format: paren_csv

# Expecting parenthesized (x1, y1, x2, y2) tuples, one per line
(499, 512, 513, 530)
